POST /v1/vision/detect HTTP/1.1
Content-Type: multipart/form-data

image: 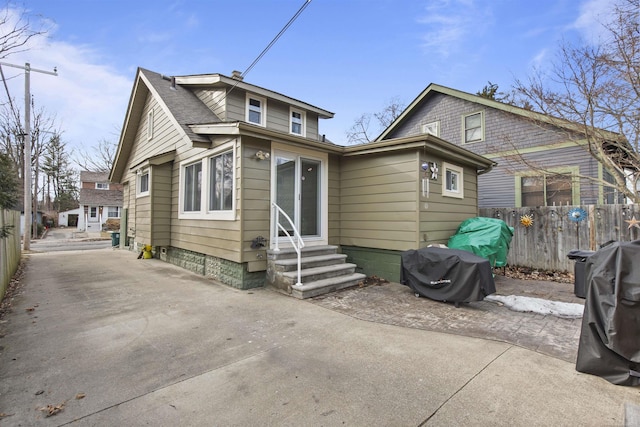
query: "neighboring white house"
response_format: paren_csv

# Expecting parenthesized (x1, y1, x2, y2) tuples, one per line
(78, 171, 123, 232)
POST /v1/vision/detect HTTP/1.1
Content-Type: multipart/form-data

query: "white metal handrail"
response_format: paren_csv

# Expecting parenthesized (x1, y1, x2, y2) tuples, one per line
(272, 202, 305, 286)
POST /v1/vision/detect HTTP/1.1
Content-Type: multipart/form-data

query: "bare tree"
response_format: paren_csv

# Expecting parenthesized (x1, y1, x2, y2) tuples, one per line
(75, 138, 118, 172)
(512, 0, 640, 203)
(0, 3, 49, 59)
(346, 97, 406, 144)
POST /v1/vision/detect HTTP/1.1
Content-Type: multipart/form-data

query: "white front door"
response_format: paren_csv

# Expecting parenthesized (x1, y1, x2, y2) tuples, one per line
(271, 145, 327, 248)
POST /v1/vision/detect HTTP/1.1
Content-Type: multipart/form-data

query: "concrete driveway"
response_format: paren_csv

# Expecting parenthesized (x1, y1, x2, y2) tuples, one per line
(1, 247, 639, 426)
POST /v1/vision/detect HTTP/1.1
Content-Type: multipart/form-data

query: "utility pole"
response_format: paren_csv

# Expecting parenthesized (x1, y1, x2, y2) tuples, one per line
(0, 61, 57, 250)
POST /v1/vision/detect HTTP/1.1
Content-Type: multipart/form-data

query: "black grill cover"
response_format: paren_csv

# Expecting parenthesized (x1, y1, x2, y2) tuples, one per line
(576, 240, 640, 386)
(400, 247, 496, 303)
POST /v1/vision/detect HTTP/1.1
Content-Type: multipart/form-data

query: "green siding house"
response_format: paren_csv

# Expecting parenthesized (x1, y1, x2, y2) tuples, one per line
(110, 68, 494, 297)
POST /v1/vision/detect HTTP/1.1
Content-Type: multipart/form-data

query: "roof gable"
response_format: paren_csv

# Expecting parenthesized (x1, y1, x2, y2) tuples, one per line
(376, 83, 621, 142)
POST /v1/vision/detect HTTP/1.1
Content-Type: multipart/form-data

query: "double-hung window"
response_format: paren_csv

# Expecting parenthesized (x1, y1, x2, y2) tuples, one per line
(290, 108, 305, 136)
(137, 169, 150, 197)
(442, 162, 464, 198)
(463, 111, 483, 143)
(246, 95, 266, 126)
(183, 161, 202, 212)
(107, 207, 120, 218)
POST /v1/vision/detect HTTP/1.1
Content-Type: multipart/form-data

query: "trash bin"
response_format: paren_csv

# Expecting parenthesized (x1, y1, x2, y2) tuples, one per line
(111, 232, 120, 247)
(567, 250, 595, 298)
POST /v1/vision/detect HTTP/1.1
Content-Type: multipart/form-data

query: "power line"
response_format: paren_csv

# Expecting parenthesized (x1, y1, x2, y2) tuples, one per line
(225, 0, 312, 97)
(242, 0, 311, 79)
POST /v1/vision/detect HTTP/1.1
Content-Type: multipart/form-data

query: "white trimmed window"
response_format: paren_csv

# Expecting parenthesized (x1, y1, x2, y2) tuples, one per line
(290, 108, 306, 136)
(183, 161, 202, 212)
(95, 182, 109, 190)
(422, 121, 439, 137)
(463, 111, 484, 143)
(89, 207, 98, 219)
(107, 207, 120, 218)
(442, 162, 464, 198)
(137, 169, 150, 197)
(246, 95, 266, 126)
(209, 151, 233, 211)
(179, 144, 236, 220)
(147, 109, 154, 140)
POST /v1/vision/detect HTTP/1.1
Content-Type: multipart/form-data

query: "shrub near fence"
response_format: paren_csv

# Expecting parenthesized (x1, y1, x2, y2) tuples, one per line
(479, 205, 640, 273)
(1, 209, 21, 300)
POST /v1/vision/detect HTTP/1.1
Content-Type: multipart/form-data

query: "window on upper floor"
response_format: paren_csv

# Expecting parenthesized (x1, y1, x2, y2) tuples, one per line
(246, 94, 266, 126)
(137, 169, 150, 197)
(519, 173, 574, 207)
(422, 121, 439, 137)
(147, 109, 154, 140)
(179, 144, 235, 220)
(95, 182, 109, 190)
(463, 111, 484, 143)
(290, 108, 306, 136)
(442, 162, 464, 199)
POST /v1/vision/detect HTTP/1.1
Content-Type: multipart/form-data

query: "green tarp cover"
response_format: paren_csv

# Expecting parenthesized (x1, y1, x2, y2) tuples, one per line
(447, 217, 514, 268)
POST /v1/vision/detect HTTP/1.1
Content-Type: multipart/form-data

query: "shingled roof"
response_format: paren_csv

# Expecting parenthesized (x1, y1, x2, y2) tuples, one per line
(79, 188, 123, 206)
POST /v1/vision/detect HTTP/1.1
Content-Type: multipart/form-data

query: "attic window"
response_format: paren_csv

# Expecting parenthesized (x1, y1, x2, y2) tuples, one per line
(147, 109, 154, 140)
(246, 95, 266, 126)
(463, 111, 483, 143)
(95, 182, 109, 190)
(422, 121, 439, 137)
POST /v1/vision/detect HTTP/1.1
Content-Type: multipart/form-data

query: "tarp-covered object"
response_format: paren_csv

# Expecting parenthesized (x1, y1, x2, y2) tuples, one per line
(400, 247, 496, 303)
(576, 240, 640, 386)
(447, 217, 514, 268)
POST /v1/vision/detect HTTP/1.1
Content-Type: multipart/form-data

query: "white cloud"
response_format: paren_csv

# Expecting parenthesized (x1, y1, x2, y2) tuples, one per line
(1, 7, 132, 160)
(417, 0, 492, 58)
(571, 0, 614, 43)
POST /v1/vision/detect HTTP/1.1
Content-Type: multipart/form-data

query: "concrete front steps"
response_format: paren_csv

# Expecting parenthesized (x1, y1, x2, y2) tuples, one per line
(266, 245, 366, 299)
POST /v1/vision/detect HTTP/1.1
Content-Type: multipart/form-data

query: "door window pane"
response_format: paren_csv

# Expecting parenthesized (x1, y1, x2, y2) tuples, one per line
(300, 159, 320, 236)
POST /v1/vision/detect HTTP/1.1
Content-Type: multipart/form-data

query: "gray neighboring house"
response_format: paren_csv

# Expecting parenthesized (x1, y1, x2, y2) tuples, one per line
(378, 84, 626, 208)
(78, 171, 123, 232)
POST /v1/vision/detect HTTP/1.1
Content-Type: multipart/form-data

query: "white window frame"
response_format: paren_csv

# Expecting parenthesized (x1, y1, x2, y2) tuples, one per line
(422, 121, 440, 137)
(89, 206, 98, 219)
(442, 162, 464, 199)
(463, 111, 484, 143)
(290, 108, 306, 136)
(95, 182, 109, 190)
(107, 206, 120, 218)
(136, 169, 150, 198)
(147, 109, 154, 140)
(179, 142, 236, 220)
(182, 161, 203, 213)
(246, 94, 266, 127)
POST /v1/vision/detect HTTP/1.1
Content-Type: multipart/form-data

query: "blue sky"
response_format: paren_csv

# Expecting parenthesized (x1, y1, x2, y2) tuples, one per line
(1, 0, 612, 158)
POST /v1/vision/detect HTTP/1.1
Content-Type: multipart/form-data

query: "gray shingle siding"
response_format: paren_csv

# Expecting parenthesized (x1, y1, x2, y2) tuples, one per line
(386, 93, 604, 207)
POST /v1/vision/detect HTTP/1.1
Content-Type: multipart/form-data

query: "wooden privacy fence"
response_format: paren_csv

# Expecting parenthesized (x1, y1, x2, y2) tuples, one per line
(1, 209, 21, 300)
(479, 205, 640, 273)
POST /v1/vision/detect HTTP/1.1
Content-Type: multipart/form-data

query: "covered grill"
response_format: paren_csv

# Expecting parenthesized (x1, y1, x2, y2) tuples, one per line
(400, 246, 496, 304)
